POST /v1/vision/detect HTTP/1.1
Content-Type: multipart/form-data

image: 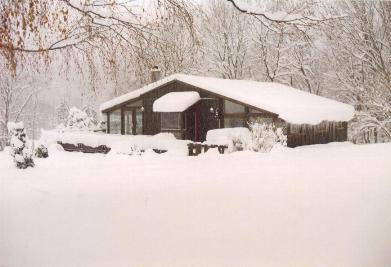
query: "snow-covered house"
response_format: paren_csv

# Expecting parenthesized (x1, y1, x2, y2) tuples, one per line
(100, 71, 354, 147)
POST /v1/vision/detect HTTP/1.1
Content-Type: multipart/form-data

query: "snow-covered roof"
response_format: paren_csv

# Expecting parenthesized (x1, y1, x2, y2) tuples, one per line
(153, 92, 200, 112)
(100, 74, 355, 125)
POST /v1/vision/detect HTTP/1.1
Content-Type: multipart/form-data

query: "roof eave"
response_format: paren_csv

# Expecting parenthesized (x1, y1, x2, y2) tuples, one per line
(100, 78, 180, 113)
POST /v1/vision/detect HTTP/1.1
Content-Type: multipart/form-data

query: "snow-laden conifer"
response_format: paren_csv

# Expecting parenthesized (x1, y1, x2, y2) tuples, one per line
(7, 121, 34, 169)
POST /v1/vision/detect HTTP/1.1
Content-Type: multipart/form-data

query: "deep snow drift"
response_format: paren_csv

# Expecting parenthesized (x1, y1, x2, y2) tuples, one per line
(0, 142, 391, 267)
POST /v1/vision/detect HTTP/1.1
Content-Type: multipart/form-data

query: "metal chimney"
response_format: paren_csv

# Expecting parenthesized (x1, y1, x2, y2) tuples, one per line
(150, 66, 161, 83)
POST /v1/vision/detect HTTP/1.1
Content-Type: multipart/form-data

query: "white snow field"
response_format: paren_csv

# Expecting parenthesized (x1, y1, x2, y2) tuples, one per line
(1, 142, 391, 267)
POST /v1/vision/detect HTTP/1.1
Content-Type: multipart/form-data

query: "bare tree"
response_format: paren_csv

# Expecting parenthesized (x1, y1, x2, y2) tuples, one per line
(225, 0, 344, 27)
(0, 0, 196, 78)
(200, 0, 251, 79)
(325, 0, 391, 142)
(131, 4, 200, 85)
(0, 69, 37, 135)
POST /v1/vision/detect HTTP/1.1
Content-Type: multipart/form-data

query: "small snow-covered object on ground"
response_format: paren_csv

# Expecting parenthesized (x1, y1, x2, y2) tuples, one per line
(206, 124, 287, 153)
(153, 91, 200, 112)
(7, 121, 34, 169)
(35, 144, 49, 158)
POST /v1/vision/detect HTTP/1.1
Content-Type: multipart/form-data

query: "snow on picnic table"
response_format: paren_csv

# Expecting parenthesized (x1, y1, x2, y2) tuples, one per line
(0, 142, 391, 267)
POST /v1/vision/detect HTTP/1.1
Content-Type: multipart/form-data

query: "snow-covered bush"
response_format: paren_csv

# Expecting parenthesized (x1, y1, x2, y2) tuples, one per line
(232, 137, 245, 151)
(35, 144, 49, 158)
(7, 121, 34, 169)
(63, 107, 98, 131)
(206, 125, 286, 153)
(83, 105, 99, 126)
(249, 122, 287, 152)
(349, 111, 390, 144)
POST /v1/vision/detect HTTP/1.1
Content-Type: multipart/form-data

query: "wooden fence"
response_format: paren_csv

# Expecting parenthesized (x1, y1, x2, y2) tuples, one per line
(287, 121, 348, 148)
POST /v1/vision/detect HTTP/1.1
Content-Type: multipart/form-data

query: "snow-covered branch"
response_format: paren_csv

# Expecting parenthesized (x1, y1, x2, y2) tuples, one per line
(226, 0, 345, 26)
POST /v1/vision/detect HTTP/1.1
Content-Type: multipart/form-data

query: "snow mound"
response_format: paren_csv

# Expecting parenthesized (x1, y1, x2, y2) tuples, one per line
(40, 130, 189, 156)
(153, 91, 200, 112)
(206, 127, 251, 152)
(206, 127, 251, 146)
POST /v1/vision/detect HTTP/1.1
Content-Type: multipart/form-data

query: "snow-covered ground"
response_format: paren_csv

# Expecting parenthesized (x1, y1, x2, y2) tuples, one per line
(1, 142, 391, 267)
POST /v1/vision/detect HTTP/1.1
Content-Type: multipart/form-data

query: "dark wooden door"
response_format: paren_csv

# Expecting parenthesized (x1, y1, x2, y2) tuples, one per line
(200, 98, 220, 141)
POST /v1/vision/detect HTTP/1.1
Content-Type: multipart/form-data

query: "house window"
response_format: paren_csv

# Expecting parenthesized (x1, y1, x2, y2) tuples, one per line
(109, 109, 121, 134)
(161, 113, 184, 139)
(135, 109, 143, 135)
(225, 100, 245, 114)
(161, 113, 181, 129)
(224, 117, 246, 127)
(124, 110, 133, 135)
(124, 107, 143, 135)
(224, 100, 246, 128)
(248, 116, 274, 125)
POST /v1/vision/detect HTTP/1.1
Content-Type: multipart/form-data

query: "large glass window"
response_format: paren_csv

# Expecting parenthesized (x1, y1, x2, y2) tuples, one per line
(248, 116, 274, 125)
(124, 110, 133, 135)
(124, 108, 143, 135)
(224, 117, 246, 128)
(109, 109, 121, 134)
(224, 100, 245, 114)
(224, 100, 246, 128)
(161, 113, 181, 130)
(135, 109, 143, 135)
(161, 113, 183, 139)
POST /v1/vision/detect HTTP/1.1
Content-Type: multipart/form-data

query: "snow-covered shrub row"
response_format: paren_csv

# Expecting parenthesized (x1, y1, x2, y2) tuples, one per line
(57, 107, 100, 132)
(40, 124, 286, 157)
(40, 130, 189, 156)
(7, 121, 35, 169)
(206, 123, 287, 153)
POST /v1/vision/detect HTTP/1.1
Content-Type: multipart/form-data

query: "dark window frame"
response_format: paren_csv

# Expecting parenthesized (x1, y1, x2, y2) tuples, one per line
(123, 106, 143, 135)
(223, 99, 247, 128)
(108, 109, 121, 134)
(160, 112, 186, 139)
